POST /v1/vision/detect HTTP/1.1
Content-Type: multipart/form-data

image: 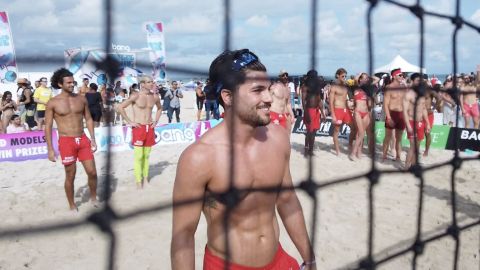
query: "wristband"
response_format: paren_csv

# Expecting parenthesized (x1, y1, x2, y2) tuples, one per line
(300, 259, 316, 269)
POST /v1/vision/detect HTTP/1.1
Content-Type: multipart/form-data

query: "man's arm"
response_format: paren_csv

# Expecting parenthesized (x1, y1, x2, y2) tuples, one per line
(153, 95, 162, 126)
(171, 144, 210, 270)
(117, 93, 139, 127)
(422, 105, 431, 133)
(276, 148, 315, 268)
(329, 86, 336, 122)
(285, 87, 295, 123)
(83, 98, 97, 152)
(44, 101, 55, 162)
(33, 90, 43, 105)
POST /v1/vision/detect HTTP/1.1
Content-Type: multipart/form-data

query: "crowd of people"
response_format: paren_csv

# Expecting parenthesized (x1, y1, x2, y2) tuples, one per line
(294, 67, 479, 169)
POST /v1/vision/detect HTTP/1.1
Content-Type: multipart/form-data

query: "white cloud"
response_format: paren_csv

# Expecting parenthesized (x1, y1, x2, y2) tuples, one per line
(165, 14, 218, 34)
(246, 15, 269, 27)
(471, 9, 480, 24)
(272, 16, 308, 43)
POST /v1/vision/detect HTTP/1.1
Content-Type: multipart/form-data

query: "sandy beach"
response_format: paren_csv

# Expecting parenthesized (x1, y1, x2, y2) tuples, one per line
(0, 91, 478, 270)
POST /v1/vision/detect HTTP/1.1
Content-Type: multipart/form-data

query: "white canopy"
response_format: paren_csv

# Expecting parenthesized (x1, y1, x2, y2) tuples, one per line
(375, 55, 426, 74)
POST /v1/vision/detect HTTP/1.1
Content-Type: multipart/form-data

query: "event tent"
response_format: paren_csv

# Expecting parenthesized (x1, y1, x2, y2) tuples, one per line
(374, 55, 427, 74)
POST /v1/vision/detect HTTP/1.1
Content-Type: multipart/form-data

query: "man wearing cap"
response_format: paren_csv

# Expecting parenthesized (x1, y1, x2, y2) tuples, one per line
(33, 77, 53, 131)
(382, 68, 407, 161)
(279, 70, 296, 123)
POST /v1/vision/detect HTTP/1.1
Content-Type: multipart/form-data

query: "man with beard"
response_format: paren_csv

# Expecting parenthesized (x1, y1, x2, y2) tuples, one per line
(171, 49, 315, 270)
(45, 68, 98, 211)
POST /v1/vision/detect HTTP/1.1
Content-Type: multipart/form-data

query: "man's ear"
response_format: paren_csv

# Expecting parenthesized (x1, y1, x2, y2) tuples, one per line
(220, 89, 233, 106)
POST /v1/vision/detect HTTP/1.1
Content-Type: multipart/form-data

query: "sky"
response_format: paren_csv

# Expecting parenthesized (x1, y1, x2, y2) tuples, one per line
(3, 0, 480, 79)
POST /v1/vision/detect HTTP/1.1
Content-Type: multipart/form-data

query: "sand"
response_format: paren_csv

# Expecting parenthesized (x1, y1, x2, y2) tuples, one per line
(0, 91, 478, 270)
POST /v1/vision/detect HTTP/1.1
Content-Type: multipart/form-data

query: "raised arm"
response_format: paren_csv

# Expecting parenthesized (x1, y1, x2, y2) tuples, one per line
(171, 144, 210, 270)
(276, 147, 315, 268)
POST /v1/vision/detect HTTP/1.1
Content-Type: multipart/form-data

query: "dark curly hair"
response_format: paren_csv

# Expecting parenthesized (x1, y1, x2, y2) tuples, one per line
(50, 68, 73, 89)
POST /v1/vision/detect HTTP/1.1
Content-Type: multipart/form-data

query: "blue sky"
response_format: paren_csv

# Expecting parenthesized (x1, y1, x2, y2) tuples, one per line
(4, 0, 480, 78)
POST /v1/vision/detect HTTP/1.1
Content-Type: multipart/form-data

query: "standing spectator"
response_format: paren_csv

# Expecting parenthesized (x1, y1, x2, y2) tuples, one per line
(195, 81, 205, 121)
(165, 81, 183, 123)
(128, 83, 138, 97)
(279, 70, 296, 110)
(33, 77, 53, 130)
(85, 83, 103, 127)
(6, 114, 26, 134)
(114, 89, 128, 125)
(203, 79, 219, 120)
(17, 81, 36, 130)
(113, 80, 122, 95)
(101, 86, 115, 126)
(79, 78, 89, 96)
(16, 78, 29, 119)
(1, 91, 17, 133)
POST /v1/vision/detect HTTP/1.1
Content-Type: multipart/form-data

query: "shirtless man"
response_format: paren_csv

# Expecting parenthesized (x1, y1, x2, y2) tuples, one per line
(403, 83, 431, 169)
(329, 68, 354, 155)
(303, 70, 325, 157)
(79, 78, 89, 96)
(269, 82, 294, 130)
(117, 75, 162, 189)
(382, 68, 407, 161)
(171, 49, 315, 270)
(45, 68, 98, 211)
(460, 71, 479, 129)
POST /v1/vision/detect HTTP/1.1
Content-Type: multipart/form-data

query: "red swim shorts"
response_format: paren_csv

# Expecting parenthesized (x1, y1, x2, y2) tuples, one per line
(131, 124, 156, 147)
(58, 133, 94, 165)
(385, 110, 406, 130)
(270, 111, 288, 129)
(463, 103, 479, 118)
(203, 244, 299, 270)
(407, 120, 425, 141)
(304, 108, 321, 132)
(333, 108, 352, 125)
(423, 112, 434, 132)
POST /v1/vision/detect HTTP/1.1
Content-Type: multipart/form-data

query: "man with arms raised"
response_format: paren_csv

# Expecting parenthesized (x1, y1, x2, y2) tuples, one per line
(171, 49, 315, 270)
(269, 81, 294, 130)
(117, 75, 162, 189)
(403, 81, 431, 169)
(45, 68, 98, 211)
(460, 72, 479, 129)
(329, 68, 354, 156)
(382, 68, 407, 161)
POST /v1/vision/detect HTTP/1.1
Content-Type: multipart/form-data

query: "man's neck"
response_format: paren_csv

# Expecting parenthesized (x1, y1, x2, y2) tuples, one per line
(223, 113, 258, 145)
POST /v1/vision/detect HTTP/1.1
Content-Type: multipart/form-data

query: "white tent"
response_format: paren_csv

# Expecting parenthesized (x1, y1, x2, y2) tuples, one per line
(375, 55, 426, 74)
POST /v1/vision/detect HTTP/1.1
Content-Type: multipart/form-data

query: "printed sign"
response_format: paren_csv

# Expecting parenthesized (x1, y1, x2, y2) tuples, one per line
(292, 117, 351, 140)
(445, 127, 480, 151)
(0, 131, 58, 162)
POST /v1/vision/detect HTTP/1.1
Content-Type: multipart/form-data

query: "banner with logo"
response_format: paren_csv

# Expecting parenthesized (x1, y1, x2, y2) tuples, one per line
(144, 22, 166, 81)
(0, 12, 17, 84)
(292, 117, 351, 140)
(0, 131, 58, 162)
(445, 127, 480, 151)
(374, 121, 450, 149)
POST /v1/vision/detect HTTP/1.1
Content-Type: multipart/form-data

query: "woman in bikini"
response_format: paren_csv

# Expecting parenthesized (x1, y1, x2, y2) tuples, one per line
(350, 73, 373, 160)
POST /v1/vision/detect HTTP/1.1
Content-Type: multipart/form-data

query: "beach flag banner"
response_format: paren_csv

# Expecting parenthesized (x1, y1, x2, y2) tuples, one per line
(0, 11, 17, 84)
(144, 22, 166, 81)
(64, 48, 89, 75)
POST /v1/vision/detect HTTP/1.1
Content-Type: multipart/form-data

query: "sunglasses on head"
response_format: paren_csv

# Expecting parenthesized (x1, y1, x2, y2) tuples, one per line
(231, 50, 258, 71)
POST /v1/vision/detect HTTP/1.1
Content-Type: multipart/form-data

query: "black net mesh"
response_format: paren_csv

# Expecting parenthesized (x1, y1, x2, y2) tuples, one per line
(1, 0, 479, 269)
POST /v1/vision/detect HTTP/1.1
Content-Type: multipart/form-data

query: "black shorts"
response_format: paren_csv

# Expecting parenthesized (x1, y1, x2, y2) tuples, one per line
(90, 110, 102, 122)
(37, 110, 45, 118)
(196, 98, 205, 110)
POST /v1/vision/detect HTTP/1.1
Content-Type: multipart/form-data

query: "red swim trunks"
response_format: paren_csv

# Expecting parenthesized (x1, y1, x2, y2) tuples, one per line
(131, 124, 156, 147)
(385, 111, 406, 130)
(463, 103, 479, 118)
(407, 120, 425, 141)
(270, 111, 288, 129)
(333, 108, 352, 125)
(58, 133, 94, 165)
(423, 112, 434, 132)
(203, 244, 299, 270)
(304, 108, 321, 132)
